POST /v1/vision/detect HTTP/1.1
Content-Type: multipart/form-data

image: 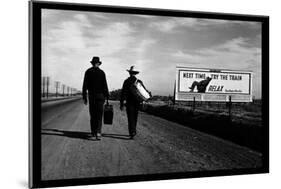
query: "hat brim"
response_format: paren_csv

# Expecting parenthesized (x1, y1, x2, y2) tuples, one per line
(127, 70, 139, 74)
(90, 61, 102, 65)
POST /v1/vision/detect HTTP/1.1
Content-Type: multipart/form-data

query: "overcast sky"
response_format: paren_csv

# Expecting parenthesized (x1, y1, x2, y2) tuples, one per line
(42, 9, 262, 98)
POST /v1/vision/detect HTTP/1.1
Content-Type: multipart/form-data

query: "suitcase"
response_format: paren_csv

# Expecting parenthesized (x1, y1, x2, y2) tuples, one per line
(131, 79, 152, 102)
(104, 100, 113, 124)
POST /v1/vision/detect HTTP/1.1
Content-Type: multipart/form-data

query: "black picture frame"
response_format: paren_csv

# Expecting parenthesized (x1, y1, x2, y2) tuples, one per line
(29, 1, 269, 188)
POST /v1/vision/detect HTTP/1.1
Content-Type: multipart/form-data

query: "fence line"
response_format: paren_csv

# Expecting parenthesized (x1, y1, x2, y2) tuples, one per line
(41, 76, 81, 98)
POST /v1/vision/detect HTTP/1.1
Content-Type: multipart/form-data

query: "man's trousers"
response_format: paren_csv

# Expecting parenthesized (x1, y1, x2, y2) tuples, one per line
(88, 95, 105, 135)
(126, 103, 139, 136)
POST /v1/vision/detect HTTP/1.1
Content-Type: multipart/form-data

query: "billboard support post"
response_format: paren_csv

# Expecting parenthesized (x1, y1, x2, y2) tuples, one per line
(192, 96, 196, 113)
(228, 96, 232, 121)
(173, 80, 176, 105)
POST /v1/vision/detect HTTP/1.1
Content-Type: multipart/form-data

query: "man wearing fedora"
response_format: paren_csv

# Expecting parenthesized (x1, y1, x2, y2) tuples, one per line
(82, 56, 109, 140)
(120, 66, 145, 139)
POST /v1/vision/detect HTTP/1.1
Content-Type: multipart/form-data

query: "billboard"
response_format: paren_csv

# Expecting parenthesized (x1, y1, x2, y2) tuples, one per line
(175, 67, 253, 102)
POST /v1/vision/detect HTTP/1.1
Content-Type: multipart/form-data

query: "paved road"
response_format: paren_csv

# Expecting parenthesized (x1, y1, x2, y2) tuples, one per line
(41, 100, 262, 180)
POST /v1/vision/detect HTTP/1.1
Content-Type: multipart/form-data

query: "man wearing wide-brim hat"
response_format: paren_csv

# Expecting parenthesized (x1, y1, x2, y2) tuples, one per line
(82, 56, 109, 140)
(120, 66, 148, 139)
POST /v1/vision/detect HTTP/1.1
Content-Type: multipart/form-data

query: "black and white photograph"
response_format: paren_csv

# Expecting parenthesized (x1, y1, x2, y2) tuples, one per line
(28, 1, 269, 188)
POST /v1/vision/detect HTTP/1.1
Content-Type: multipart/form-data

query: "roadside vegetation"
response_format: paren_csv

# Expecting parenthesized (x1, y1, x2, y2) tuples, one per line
(109, 90, 263, 152)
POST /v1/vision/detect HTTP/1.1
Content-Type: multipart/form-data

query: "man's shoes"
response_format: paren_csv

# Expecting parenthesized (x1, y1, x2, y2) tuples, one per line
(89, 134, 96, 140)
(130, 132, 136, 139)
(96, 133, 101, 140)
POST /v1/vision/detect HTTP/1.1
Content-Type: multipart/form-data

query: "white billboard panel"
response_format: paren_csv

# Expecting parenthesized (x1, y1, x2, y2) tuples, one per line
(175, 67, 252, 102)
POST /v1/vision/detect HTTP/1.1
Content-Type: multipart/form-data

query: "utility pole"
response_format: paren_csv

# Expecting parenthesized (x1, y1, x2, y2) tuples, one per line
(62, 84, 65, 96)
(46, 77, 50, 98)
(42, 77, 45, 97)
(55, 81, 60, 97)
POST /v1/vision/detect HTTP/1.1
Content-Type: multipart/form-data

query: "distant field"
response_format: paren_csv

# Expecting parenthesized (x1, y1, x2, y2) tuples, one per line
(140, 100, 263, 152)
